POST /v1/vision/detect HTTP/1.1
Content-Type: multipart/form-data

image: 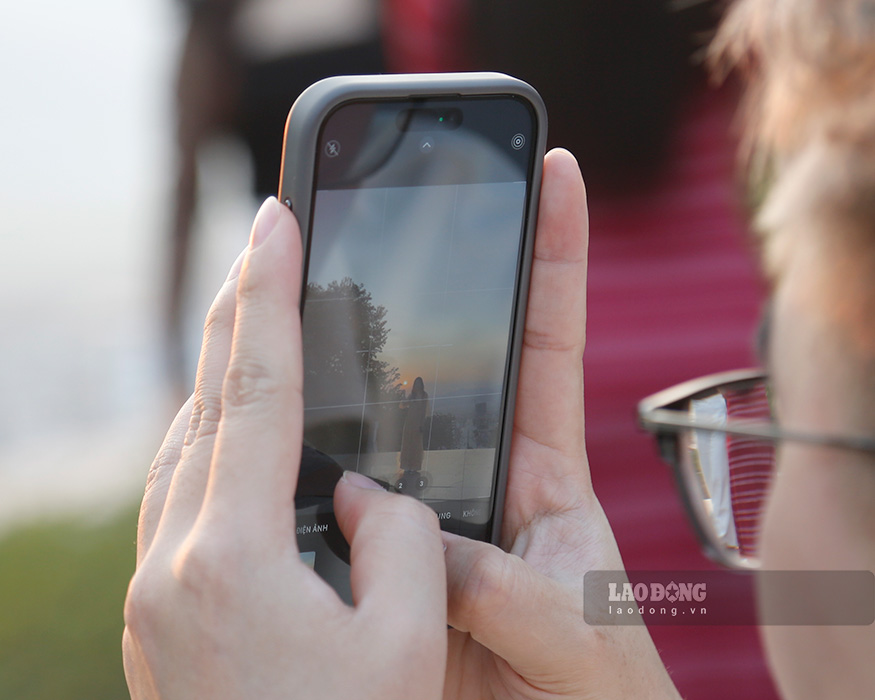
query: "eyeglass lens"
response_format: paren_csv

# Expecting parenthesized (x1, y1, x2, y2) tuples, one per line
(676, 380, 775, 567)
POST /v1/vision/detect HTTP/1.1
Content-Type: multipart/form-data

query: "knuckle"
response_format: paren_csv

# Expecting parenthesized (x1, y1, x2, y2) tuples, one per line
(171, 531, 256, 602)
(144, 401, 193, 497)
(172, 537, 232, 595)
(523, 325, 577, 354)
(144, 451, 174, 501)
(183, 392, 223, 447)
(124, 568, 166, 635)
(221, 356, 284, 410)
(454, 547, 516, 628)
(126, 537, 249, 638)
(203, 286, 235, 338)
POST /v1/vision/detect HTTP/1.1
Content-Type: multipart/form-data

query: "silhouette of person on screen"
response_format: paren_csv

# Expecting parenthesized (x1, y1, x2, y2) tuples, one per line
(396, 377, 429, 495)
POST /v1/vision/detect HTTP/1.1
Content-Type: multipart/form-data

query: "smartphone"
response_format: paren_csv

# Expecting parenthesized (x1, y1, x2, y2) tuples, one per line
(278, 73, 546, 602)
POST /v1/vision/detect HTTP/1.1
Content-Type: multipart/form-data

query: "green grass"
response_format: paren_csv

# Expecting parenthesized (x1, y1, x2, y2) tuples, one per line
(0, 506, 138, 700)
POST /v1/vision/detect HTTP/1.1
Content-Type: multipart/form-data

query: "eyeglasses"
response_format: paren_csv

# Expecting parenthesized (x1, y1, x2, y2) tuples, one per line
(638, 369, 875, 570)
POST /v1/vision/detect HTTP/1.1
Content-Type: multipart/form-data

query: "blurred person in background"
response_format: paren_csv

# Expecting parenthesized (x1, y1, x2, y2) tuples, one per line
(166, 0, 476, 392)
(167, 0, 384, 388)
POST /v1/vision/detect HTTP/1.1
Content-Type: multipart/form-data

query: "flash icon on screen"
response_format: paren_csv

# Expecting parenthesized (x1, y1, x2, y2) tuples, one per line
(325, 140, 341, 158)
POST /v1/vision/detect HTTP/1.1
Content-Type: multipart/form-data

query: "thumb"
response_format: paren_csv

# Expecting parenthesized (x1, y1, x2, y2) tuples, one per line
(333, 472, 447, 624)
(445, 532, 681, 698)
(443, 531, 585, 676)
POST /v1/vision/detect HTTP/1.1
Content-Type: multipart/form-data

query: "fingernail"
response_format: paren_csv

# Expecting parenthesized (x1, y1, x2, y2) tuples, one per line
(341, 470, 385, 491)
(225, 247, 247, 281)
(250, 197, 281, 249)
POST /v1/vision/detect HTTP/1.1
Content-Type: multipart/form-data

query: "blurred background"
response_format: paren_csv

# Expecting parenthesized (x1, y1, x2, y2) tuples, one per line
(0, 2, 256, 697)
(0, 1, 779, 698)
(2, 0, 178, 533)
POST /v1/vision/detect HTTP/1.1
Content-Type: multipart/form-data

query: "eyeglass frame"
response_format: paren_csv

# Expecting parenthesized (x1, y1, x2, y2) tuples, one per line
(638, 368, 875, 569)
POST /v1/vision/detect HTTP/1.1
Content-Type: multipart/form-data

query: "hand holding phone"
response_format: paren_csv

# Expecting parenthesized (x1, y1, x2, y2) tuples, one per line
(124, 68, 679, 698)
(124, 197, 448, 700)
(124, 146, 677, 700)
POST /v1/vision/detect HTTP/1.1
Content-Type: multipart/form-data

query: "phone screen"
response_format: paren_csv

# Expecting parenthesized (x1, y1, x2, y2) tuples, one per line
(294, 96, 538, 600)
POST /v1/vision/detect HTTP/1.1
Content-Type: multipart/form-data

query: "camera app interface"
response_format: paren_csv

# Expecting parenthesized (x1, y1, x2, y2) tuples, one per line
(295, 96, 536, 595)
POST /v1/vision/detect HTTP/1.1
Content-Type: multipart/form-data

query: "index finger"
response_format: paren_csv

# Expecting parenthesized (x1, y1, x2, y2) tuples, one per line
(200, 198, 305, 535)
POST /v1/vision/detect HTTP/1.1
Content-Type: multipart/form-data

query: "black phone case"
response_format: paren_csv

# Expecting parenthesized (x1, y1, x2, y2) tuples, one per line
(278, 72, 547, 549)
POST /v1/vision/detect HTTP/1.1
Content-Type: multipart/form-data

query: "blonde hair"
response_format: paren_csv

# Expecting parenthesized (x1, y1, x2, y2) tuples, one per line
(710, 0, 875, 161)
(708, 0, 875, 278)
(710, 0, 875, 369)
